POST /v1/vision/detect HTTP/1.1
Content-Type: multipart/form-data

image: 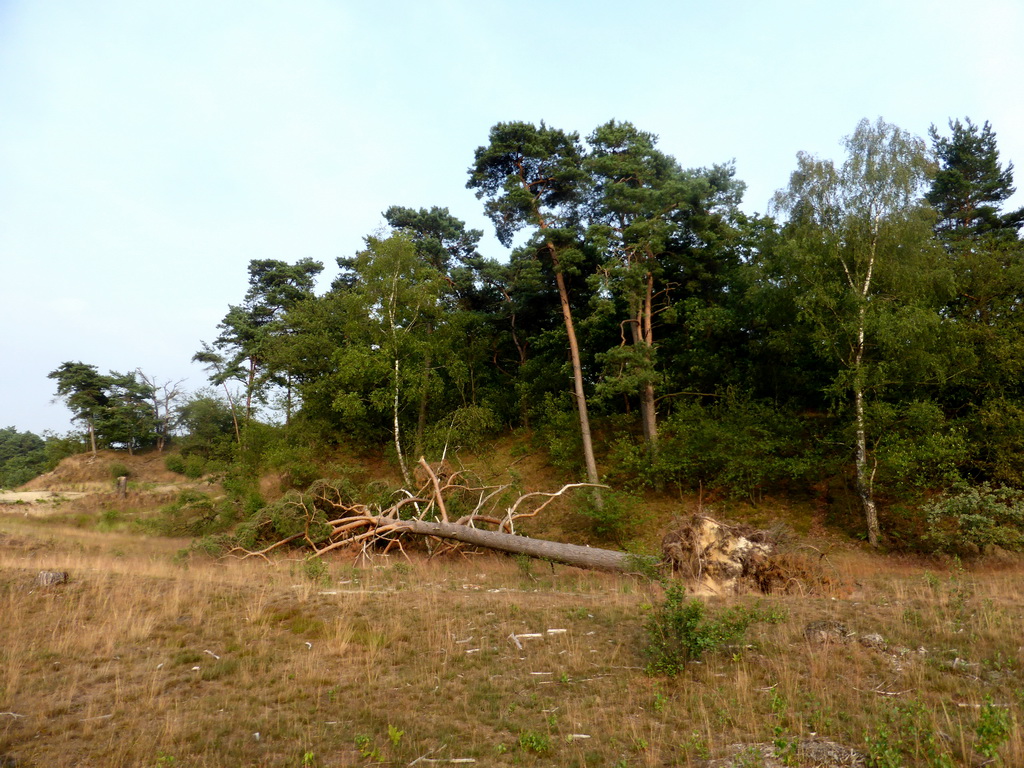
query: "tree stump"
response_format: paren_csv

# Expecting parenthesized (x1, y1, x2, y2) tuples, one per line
(34, 571, 69, 587)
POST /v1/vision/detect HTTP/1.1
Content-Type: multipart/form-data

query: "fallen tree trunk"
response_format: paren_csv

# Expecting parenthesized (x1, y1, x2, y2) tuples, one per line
(229, 459, 653, 572)
(390, 518, 647, 571)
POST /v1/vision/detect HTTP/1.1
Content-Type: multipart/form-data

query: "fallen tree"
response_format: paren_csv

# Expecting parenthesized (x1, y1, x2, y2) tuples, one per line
(229, 459, 655, 573)
(226, 459, 839, 594)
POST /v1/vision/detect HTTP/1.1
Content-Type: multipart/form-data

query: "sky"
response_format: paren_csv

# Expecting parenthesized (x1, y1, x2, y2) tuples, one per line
(1, 0, 1022, 435)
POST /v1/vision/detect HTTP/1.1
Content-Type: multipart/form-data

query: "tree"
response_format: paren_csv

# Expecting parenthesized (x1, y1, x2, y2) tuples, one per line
(136, 371, 185, 452)
(103, 371, 158, 455)
(467, 122, 603, 501)
(585, 120, 747, 451)
(331, 233, 446, 485)
(47, 363, 162, 454)
(927, 120, 1024, 482)
(0, 427, 47, 487)
(48, 362, 111, 456)
(382, 206, 489, 454)
(771, 118, 939, 546)
(175, 389, 239, 461)
(927, 118, 1024, 239)
(192, 343, 243, 445)
(208, 258, 323, 427)
(586, 121, 674, 449)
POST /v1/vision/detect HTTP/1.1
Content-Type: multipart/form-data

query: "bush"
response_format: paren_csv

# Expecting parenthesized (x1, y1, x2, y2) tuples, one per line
(871, 400, 967, 497)
(923, 483, 1024, 556)
(183, 454, 208, 480)
(423, 405, 499, 454)
(643, 583, 784, 676)
(109, 462, 131, 480)
(164, 454, 186, 475)
(968, 397, 1024, 486)
(614, 394, 814, 499)
(266, 444, 321, 491)
(579, 490, 641, 544)
(147, 489, 238, 538)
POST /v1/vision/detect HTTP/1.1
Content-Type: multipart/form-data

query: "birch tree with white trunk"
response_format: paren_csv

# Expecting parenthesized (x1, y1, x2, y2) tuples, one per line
(771, 118, 936, 547)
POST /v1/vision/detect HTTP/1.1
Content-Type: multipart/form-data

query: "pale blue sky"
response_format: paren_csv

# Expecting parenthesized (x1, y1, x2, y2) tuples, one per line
(2, 0, 1022, 435)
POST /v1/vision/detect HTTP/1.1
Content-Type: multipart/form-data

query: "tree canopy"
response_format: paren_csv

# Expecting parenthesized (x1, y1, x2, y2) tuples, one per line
(36, 115, 1024, 549)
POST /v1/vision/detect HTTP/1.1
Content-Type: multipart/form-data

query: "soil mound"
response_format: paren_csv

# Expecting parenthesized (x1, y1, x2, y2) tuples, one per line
(21, 450, 181, 491)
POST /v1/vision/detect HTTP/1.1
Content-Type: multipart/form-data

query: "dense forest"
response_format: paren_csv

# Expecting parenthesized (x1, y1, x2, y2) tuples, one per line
(11, 116, 1024, 552)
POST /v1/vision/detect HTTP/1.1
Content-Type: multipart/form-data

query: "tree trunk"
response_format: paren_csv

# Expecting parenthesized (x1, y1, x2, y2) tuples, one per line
(852, 227, 880, 548)
(552, 260, 602, 510)
(852, 303, 879, 548)
(221, 382, 242, 445)
(392, 518, 651, 572)
(641, 271, 658, 448)
(393, 357, 413, 488)
(628, 273, 658, 450)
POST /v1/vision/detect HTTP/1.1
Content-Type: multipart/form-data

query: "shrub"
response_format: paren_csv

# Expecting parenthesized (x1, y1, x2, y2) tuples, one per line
(968, 397, 1024, 486)
(182, 454, 207, 480)
(614, 394, 814, 499)
(164, 454, 186, 475)
(579, 490, 641, 544)
(871, 400, 967, 497)
(423, 405, 499, 454)
(109, 462, 131, 480)
(923, 482, 1024, 556)
(266, 444, 321, 491)
(643, 582, 784, 676)
(149, 489, 237, 538)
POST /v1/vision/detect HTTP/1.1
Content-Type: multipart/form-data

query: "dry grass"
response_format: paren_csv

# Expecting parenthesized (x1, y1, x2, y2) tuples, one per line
(2, 449, 1023, 767)
(1, 518, 1023, 768)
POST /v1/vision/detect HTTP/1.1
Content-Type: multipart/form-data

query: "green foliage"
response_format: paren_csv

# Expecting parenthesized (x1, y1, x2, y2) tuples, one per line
(616, 395, 813, 499)
(535, 398, 584, 475)
(48, 363, 158, 452)
(164, 454, 186, 475)
(871, 400, 967, 496)
(516, 730, 550, 755)
(184, 454, 213, 480)
(386, 724, 404, 748)
(928, 118, 1023, 239)
(109, 462, 130, 481)
(175, 390, 238, 461)
(923, 483, 1024, 556)
(353, 734, 382, 762)
(579, 489, 640, 543)
(422, 405, 499, 454)
(301, 557, 330, 585)
(41, 431, 88, 470)
(0, 426, 48, 487)
(863, 700, 967, 768)
(968, 397, 1024, 486)
(265, 443, 322, 491)
(974, 696, 1011, 762)
(167, 116, 1024, 522)
(643, 583, 784, 676)
(149, 490, 238, 538)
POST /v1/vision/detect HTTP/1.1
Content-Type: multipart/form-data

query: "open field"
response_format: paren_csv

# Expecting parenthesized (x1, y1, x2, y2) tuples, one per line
(2, 510, 1023, 768)
(2, 449, 1023, 767)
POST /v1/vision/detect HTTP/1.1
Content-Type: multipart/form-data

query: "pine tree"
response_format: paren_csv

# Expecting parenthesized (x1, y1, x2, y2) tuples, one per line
(927, 118, 1024, 239)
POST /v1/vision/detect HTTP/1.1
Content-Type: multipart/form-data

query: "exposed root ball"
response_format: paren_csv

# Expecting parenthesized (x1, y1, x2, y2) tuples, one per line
(662, 515, 840, 596)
